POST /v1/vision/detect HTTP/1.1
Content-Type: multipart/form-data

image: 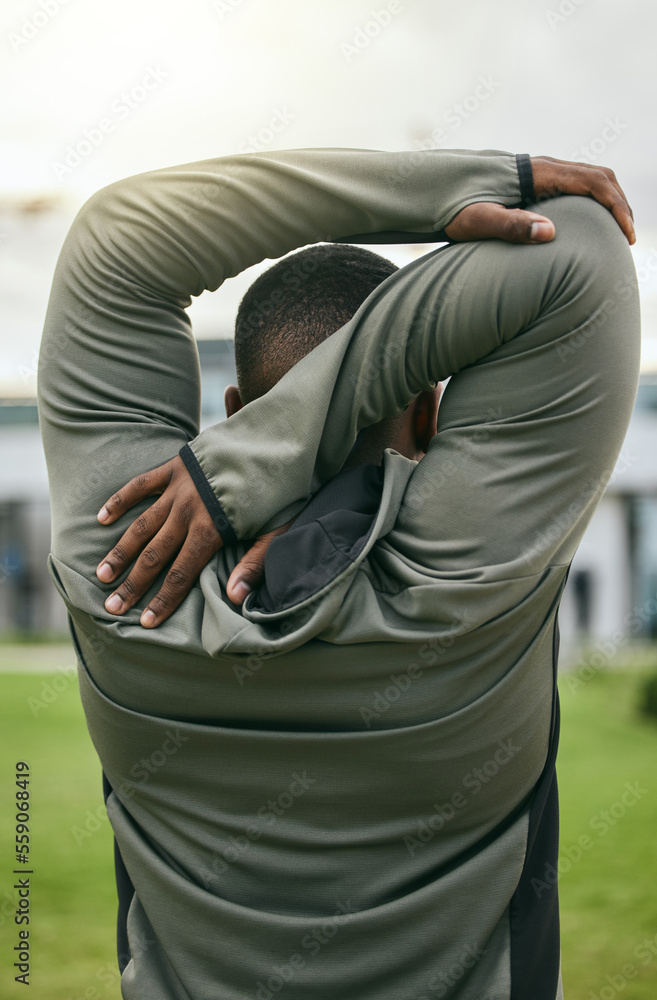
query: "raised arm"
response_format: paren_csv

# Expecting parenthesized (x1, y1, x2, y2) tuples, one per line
(79, 153, 637, 626)
(39, 147, 536, 607)
(186, 193, 640, 538)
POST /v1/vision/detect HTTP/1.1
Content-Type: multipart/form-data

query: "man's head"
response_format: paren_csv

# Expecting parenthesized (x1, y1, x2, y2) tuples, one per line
(226, 243, 442, 463)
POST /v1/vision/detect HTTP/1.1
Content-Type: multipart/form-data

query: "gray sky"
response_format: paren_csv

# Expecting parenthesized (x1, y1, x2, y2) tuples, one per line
(1, 0, 656, 395)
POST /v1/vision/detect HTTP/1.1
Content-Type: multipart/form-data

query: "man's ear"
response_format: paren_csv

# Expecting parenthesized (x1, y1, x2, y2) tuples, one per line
(225, 384, 243, 419)
(413, 383, 444, 457)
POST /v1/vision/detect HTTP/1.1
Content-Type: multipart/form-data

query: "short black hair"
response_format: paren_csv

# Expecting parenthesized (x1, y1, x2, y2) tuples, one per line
(234, 243, 398, 403)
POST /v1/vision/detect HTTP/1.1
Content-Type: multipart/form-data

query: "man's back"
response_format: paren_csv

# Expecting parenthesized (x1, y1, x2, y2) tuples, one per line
(39, 148, 640, 999)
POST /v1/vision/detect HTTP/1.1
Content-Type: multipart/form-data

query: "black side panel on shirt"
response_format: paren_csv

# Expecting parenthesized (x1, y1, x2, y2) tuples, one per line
(102, 770, 135, 973)
(509, 578, 565, 1000)
(67, 612, 136, 973)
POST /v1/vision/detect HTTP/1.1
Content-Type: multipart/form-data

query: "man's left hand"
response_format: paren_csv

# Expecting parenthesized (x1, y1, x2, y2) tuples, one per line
(95, 455, 223, 628)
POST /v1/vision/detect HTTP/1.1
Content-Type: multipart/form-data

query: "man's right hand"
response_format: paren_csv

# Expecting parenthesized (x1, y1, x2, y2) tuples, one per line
(443, 155, 635, 246)
(226, 522, 293, 606)
(228, 154, 636, 605)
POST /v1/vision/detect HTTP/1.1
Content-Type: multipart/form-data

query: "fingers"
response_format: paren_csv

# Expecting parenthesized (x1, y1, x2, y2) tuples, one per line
(610, 204, 636, 245)
(444, 202, 556, 244)
(100, 516, 183, 615)
(103, 521, 222, 626)
(226, 537, 271, 606)
(96, 453, 224, 627)
(226, 522, 292, 606)
(97, 460, 174, 524)
(495, 208, 556, 244)
(588, 170, 635, 245)
(571, 164, 635, 243)
(96, 495, 172, 583)
(531, 156, 636, 244)
(139, 525, 223, 627)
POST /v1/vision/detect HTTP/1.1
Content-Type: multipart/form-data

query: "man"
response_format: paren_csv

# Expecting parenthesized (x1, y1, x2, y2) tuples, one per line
(38, 148, 639, 1000)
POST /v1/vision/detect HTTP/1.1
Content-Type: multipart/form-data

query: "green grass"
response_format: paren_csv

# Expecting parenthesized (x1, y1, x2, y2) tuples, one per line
(0, 649, 121, 1000)
(558, 667, 657, 999)
(1, 644, 656, 999)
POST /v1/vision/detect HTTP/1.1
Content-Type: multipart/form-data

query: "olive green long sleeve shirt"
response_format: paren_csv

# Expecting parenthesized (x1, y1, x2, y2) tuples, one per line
(38, 147, 640, 1000)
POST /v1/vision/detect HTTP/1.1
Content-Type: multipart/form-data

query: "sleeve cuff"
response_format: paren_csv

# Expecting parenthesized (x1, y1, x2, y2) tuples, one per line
(179, 443, 237, 546)
(516, 153, 535, 207)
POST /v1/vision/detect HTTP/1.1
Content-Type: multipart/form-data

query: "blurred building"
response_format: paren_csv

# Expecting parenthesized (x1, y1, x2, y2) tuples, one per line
(558, 373, 657, 647)
(1, 356, 656, 650)
(0, 339, 237, 634)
